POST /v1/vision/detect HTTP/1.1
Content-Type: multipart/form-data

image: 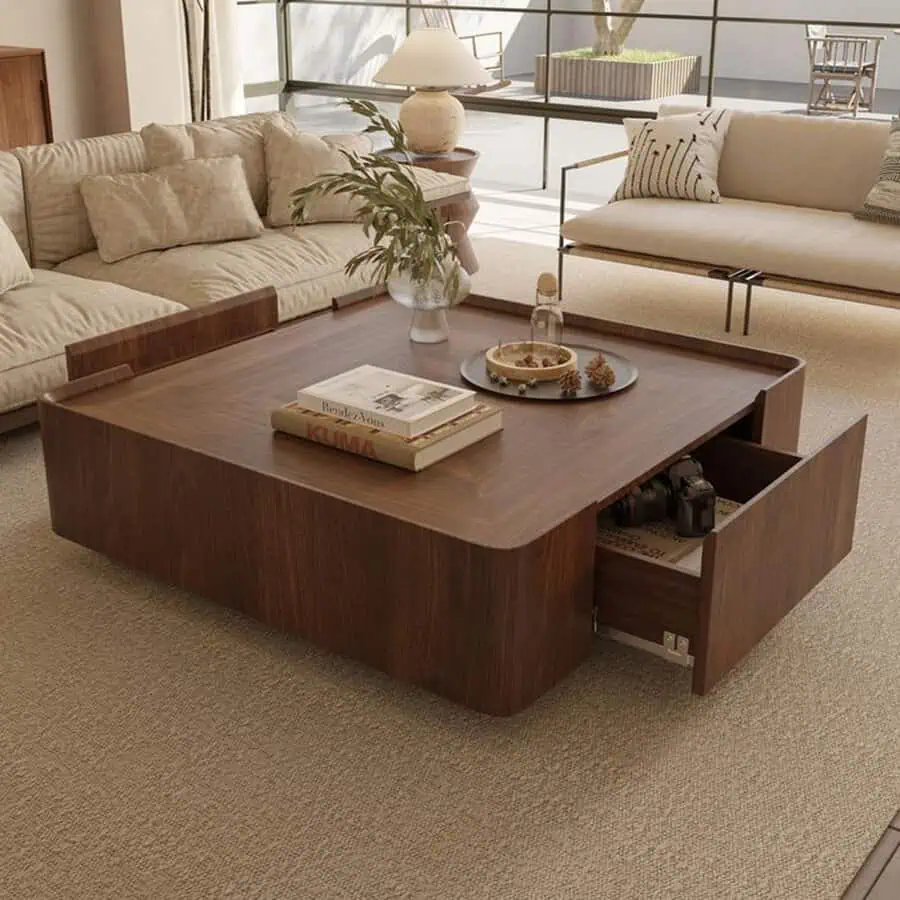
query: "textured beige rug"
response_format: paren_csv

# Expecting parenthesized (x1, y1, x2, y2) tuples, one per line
(2, 239, 899, 899)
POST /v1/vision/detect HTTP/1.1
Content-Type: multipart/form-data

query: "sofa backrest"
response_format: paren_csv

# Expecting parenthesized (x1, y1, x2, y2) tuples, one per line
(16, 132, 147, 269)
(0, 151, 29, 259)
(14, 112, 291, 269)
(658, 105, 889, 213)
(141, 111, 291, 216)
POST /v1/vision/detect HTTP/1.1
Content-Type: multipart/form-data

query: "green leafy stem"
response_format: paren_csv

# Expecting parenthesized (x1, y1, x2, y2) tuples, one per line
(291, 152, 462, 301)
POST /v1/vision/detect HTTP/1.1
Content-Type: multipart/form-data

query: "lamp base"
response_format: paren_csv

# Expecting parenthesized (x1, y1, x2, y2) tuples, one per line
(398, 90, 464, 154)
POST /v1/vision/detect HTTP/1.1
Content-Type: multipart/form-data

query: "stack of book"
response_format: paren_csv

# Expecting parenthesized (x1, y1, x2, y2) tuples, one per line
(271, 364, 502, 471)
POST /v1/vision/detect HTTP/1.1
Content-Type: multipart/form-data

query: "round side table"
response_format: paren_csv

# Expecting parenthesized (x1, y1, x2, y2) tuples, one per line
(379, 147, 480, 275)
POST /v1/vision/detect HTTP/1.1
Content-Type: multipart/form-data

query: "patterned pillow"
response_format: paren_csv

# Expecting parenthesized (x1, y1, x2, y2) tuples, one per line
(612, 109, 732, 204)
(856, 119, 900, 225)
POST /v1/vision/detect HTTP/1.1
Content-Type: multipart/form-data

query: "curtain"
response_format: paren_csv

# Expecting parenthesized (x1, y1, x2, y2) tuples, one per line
(182, 0, 246, 121)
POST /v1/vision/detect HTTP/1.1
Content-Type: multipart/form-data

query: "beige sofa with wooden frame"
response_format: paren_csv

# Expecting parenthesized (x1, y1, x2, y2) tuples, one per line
(0, 112, 472, 434)
(558, 106, 899, 333)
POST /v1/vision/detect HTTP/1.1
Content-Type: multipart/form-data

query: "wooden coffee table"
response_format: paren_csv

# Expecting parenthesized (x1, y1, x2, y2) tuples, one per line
(39, 288, 866, 715)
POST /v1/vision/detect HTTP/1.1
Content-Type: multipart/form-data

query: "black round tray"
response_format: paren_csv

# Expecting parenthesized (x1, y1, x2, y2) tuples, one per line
(459, 344, 638, 401)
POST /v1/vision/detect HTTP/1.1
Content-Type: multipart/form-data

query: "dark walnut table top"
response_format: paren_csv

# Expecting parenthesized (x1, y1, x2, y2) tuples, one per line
(59, 296, 800, 550)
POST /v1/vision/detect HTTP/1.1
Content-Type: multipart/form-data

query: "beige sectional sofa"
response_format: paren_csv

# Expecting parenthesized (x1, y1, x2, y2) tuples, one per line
(0, 112, 470, 431)
(560, 107, 899, 332)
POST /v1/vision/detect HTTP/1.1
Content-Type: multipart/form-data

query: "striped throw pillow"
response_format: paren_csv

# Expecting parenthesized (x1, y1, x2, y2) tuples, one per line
(856, 119, 900, 225)
(612, 109, 732, 204)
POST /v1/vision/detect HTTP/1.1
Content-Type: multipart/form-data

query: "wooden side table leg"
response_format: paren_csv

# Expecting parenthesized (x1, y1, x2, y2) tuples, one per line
(440, 194, 480, 275)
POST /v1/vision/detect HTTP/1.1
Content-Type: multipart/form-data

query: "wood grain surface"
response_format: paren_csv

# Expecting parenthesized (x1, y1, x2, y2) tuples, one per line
(39, 291, 849, 713)
(52, 295, 795, 550)
(66, 287, 278, 381)
(0, 48, 52, 149)
(694, 417, 867, 695)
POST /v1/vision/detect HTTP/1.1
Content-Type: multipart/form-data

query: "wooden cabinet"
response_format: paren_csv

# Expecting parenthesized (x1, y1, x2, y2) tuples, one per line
(0, 47, 52, 150)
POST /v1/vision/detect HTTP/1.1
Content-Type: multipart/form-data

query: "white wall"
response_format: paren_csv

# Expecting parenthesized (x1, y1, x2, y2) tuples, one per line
(0, 0, 100, 139)
(118, 0, 190, 128)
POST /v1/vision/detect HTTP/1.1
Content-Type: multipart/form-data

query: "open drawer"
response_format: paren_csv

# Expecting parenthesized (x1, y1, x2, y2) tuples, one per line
(594, 417, 867, 695)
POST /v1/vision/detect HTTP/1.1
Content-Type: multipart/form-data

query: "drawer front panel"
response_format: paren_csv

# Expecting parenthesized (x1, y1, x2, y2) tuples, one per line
(595, 546, 701, 647)
(694, 417, 867, 694)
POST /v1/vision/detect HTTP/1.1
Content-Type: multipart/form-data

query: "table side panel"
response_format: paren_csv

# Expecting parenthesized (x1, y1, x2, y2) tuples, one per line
(40, 403, 596, 715)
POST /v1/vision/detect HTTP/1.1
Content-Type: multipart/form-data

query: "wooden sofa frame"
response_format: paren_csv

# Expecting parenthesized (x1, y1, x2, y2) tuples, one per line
(558, 150, 900, 334)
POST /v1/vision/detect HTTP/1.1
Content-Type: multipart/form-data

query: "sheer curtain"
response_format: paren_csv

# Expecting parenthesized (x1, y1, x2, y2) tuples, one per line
(182, 0, 246, 120)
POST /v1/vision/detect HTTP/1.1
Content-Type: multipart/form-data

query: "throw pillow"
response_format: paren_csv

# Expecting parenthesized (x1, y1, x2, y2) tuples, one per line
(612, 109, 733, 204)
(263, 121, 373, 227)
(856, 119, 900, 225)
(141, 113, 294, 214)
(80, 156, 265, 263)
(0, 215, 33, 295)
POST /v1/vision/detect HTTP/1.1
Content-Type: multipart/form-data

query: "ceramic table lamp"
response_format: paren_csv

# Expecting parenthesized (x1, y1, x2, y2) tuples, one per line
(374, 28, 491, 153)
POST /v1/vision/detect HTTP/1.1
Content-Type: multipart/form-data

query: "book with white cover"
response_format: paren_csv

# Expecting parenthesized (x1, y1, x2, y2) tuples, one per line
(296, 364, 477, 438)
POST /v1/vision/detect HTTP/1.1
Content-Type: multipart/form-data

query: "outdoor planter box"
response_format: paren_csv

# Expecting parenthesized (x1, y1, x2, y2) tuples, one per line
(534, 53, 701, 101)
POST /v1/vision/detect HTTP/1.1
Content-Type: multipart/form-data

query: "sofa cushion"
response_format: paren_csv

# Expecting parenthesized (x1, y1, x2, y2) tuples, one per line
(659, 105, 890, 213)
(265, 121, 373, 226)
(55, 225, 376, 323)
(614, 109, 732, 204)
(0, 151, 28, 260)
(16, 132, 147, 269)
(0, 216, 33, 294)
(561, 197, 900, 296)
(0, 269, 183, 414)
(81, 156, 265, 263)
(141, 112, 295, 215)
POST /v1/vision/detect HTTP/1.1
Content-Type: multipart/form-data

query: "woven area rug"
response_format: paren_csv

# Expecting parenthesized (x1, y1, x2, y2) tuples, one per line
(1, 238, 898, 899)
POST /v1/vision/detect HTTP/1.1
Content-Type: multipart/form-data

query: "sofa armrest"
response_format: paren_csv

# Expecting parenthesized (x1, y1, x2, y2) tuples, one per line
(559, 149, 629, 242)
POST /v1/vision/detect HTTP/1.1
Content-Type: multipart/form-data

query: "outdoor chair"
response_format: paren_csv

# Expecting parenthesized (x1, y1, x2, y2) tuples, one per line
(416, 2, 510, 90)
(806, 24, 884, 117)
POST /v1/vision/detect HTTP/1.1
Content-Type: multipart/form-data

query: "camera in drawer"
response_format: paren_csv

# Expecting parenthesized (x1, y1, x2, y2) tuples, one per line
(594, 417, 867, 694)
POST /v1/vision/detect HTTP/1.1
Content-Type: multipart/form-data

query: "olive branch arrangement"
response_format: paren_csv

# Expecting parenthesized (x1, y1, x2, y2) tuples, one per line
(343, 98, 409, 155)
(291, 153, 462, 301)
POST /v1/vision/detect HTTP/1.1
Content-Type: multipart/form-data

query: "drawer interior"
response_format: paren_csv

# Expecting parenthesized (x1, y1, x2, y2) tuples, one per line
(594, 419, 866, 693)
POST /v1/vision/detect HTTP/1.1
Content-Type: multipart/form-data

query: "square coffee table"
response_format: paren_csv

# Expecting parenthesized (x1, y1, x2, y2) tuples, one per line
(39, 288, 866, 715)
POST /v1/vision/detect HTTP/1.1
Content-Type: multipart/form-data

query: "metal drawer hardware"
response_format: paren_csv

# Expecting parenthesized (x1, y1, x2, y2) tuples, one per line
(595, 623, 695, 668)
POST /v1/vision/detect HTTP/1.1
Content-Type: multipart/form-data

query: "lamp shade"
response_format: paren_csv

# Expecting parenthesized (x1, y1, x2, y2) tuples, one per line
(374, 28, 491, 88)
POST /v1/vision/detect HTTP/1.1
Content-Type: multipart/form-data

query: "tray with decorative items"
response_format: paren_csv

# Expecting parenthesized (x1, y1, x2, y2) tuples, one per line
(460, 343, 637, 400)
(460, 271, 638, 401)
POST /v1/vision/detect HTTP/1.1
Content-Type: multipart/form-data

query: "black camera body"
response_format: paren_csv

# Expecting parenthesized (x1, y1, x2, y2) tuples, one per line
(612, 456, 716, 538)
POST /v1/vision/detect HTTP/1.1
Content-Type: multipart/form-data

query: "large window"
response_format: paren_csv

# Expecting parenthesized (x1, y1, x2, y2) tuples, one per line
(237, 0, 900, 186)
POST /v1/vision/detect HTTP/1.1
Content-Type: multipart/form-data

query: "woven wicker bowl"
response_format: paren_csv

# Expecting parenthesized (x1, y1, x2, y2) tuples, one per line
(484, 341, 577, 383)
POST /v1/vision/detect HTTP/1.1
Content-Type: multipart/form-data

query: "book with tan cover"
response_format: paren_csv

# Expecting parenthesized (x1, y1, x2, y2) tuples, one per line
(271, 401, 502, 471)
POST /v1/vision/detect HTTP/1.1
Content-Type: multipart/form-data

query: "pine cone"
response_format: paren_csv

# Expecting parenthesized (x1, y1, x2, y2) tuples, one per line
(558, 369, 582, 395)
(586, 354, 616, 388)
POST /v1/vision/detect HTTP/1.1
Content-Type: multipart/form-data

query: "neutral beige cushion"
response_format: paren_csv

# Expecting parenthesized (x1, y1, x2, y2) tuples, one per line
(0, 151, 29, 260)
(614, 109, 732, 204)
(0, 269, 183, 414)
(0, 217, 33, 294)
(659, 105, 890, 213)
(141, 112, 294, 215)
(265, 122, 373, 226)
(55, 224, 376, 323)
(16, 132, 147, 268)
(265, 123, 470, 227)
(561, 197, 900, 296)
(80, 156, 265, 263)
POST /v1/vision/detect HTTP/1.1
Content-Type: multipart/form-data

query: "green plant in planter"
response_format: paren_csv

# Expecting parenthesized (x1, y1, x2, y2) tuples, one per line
(291, 152, 461, 302)
(343, 98, 409, 155)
